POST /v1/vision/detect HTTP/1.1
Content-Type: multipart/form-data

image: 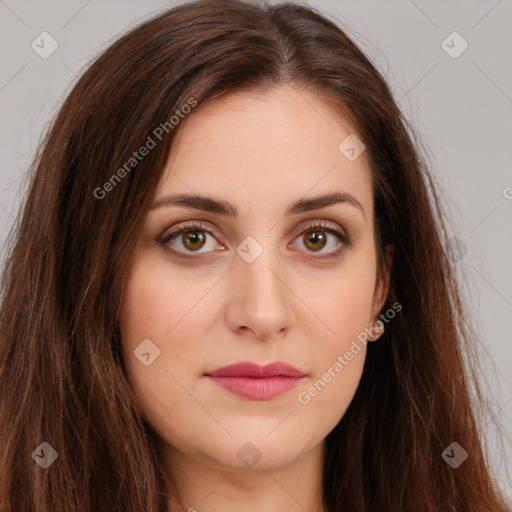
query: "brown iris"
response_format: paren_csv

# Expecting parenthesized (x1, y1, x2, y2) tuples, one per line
(303, 230, 327, 251)
(182, 230, 206, 251)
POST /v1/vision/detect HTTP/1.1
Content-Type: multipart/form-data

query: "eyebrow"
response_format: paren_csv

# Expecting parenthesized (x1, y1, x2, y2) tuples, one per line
(150, 191, 365, 220)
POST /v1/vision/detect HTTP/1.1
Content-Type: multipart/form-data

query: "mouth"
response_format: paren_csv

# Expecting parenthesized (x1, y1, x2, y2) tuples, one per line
(204, 361, 306, 400)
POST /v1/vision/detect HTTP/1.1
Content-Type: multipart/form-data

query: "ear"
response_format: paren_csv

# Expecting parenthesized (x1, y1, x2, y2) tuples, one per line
(370, 243, 394, 321)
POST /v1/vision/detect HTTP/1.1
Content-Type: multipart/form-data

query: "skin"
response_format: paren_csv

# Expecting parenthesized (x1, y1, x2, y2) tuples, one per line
(119, 84, 393, 512)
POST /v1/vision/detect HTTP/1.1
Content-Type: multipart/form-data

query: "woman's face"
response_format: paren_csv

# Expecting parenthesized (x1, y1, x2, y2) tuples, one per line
(119, 84, 392, 473)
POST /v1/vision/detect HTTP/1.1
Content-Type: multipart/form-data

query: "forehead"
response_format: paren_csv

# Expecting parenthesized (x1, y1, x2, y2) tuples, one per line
(161, 85, 373, 217)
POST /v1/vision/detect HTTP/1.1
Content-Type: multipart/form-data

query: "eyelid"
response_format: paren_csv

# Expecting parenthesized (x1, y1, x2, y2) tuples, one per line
(292, 218, 346, 238)
(160, 218, 346, 242)
(159, 220, 224, 245)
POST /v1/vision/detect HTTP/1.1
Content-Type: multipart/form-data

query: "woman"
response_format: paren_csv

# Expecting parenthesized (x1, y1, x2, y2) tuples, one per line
(0, 0, 509, 510)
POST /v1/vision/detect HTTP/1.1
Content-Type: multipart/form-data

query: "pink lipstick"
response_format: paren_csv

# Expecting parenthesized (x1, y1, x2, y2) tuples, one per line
(204, 361, 306, 400)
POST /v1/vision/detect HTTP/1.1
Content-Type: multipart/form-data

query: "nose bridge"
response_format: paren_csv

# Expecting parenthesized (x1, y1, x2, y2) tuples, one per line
(227, 235, 293, 338)
(237, 236, 284, 303)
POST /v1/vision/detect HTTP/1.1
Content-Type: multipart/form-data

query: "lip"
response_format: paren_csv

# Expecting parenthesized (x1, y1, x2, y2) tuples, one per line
(205, 361, 306, 378)
(204, 361, 306, 400)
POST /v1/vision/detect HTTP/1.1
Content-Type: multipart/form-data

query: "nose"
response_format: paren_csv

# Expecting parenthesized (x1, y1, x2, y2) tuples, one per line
(224, 245, 295, 341)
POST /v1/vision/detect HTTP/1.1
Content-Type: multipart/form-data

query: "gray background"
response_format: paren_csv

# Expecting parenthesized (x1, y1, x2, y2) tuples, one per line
(1, 0, 511, 499)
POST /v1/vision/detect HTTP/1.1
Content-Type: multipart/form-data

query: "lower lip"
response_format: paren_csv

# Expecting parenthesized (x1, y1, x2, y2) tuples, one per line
(206, 376, 304, 400)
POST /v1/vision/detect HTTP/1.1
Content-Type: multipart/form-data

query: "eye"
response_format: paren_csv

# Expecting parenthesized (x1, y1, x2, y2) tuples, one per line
(158, 220, 352, 262)
(158, 221, 225, 261)
(290, 221, 352, 260)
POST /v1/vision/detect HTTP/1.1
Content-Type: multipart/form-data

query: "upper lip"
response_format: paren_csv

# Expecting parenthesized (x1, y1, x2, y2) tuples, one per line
(205, 361, 306, 378)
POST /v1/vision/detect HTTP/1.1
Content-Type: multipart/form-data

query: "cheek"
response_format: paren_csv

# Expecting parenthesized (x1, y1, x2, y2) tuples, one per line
(295, 281, 371, 411)
(118, 256, 211, 410)
(120, 252, 208, 348)
(293, 255, 376, 411)
(303, 257, 377, 348)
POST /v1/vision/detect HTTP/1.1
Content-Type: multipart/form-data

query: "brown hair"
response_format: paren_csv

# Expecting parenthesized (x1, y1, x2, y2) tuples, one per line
(0, 0, 509, 510)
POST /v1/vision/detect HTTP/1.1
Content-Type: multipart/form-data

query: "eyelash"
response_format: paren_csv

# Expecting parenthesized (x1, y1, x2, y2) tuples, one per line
(158, 220, 352, 262)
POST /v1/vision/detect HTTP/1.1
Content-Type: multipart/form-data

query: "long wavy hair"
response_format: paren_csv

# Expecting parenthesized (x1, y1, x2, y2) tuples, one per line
(0, 0, 509, 510)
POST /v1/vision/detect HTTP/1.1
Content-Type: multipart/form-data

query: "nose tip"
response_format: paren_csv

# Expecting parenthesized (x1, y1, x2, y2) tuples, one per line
(226, 244, 293, 340)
